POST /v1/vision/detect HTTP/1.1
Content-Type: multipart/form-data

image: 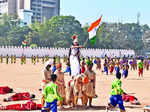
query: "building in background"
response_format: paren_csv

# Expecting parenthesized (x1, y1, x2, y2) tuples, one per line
(22, 0, 60, 23)
(18, 9, 33, 26)
(24, 0, 42, 23)
(0, 0, 60, 24)
(17, 0, 24, 9)
(0, 0, 17, 17)
(41, 0, 60, 22)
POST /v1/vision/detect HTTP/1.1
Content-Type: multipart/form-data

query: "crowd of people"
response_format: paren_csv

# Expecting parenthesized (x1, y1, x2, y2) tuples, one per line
(40, 36, 145, 112)
(0, 36, 149, 112)
(0, 46, 135, 58)
(0, 53, 149, 111)
(39, 55, 146, 111)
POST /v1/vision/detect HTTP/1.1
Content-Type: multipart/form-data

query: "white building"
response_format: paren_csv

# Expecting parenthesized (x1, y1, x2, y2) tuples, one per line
(18, 9, 33, 26)
(0, 0, 17, 17)
(0, 0, 60, 24)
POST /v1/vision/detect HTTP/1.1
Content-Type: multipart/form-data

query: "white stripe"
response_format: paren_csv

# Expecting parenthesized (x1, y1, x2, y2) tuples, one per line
(88, 26, 99, 39)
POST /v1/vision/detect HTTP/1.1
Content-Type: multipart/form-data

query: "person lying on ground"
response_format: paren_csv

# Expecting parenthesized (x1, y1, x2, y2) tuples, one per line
(3, 92, 35, 102)
(0, 100, 41, 110)
(0, 86, 13, 94)
(122, 92, 140, 105)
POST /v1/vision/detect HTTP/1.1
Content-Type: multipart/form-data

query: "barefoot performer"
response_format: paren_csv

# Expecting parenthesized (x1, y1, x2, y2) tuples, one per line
(85, 60, 96, 107)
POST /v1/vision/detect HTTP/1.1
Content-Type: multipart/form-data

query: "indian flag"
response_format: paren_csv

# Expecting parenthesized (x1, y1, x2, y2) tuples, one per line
(88, 15, 102, 44)
(22, 41, 27, 46)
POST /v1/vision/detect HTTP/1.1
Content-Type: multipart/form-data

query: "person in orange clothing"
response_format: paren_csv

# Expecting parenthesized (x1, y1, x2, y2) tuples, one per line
(0, 100, 41, 110)
(3, 92, 35, 102)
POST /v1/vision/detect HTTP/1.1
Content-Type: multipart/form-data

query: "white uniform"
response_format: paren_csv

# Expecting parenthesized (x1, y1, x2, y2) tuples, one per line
(70, 46, 80, 77)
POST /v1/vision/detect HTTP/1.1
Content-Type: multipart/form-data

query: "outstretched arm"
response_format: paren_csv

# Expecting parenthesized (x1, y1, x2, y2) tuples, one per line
(72, 45, 84, 49)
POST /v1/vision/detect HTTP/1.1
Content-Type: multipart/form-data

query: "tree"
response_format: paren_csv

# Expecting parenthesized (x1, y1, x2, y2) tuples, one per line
(48, 16, 87, 47)
(7, 26, 32, 46)
(0, 14, 149, 50)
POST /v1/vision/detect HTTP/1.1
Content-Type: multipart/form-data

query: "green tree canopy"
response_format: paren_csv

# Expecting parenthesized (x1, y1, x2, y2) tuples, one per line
(0, 14, 150, 51)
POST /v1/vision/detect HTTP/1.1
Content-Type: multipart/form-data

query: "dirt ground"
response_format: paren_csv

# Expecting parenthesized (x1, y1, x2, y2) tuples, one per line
(0, 59, 150, 112)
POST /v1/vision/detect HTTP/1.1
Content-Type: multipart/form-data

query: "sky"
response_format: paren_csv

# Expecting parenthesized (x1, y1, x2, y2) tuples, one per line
(60, 0, 150, 26)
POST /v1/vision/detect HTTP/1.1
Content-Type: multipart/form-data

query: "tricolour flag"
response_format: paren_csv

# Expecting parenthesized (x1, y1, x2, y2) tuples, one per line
(22, 41, 27, 46)
(88, 15, 102, 44)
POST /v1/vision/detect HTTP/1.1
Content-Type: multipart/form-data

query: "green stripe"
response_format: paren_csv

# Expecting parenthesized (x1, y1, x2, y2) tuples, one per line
(89, 23, 104, 45)
(90, 36, 96, 45)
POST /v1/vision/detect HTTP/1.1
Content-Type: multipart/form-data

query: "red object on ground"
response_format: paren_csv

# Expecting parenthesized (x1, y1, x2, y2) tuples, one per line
(122, 94, 130, 102)
(129, 96, 135, 102)
(0, 86, 12, 94)
(122, 93, 136, 102)
(11, 92, 31, 101)
(1, 100, 41, 110)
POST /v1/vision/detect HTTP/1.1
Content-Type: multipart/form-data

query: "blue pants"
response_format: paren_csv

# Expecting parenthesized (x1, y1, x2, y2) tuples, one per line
(64, 66, 71, 75)
(115, 67, 120, 74)
(103, 66, 108, 75)
(110, 95, 125, 110)
(122, 70, 128, 78)
(41, 100, 57, 112)
(52, 66, 56, 74)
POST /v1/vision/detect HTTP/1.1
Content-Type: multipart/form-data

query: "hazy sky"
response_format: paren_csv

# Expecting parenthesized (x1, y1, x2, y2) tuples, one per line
(60, 0, 150, 26)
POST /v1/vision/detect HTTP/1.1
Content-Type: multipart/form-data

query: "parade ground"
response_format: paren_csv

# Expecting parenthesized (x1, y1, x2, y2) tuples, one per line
(0, 59, 150, 112)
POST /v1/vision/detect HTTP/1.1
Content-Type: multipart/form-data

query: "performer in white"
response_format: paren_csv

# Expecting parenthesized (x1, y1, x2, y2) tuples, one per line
(69, 35, 84, 78)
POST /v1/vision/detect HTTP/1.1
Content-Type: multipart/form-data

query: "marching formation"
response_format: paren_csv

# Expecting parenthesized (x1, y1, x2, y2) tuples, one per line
(0, 46, 135, 58)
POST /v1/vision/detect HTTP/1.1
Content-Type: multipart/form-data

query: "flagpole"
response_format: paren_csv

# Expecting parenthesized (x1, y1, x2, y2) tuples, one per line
(83, 38, 89, 47)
